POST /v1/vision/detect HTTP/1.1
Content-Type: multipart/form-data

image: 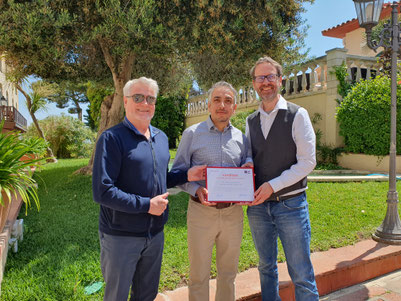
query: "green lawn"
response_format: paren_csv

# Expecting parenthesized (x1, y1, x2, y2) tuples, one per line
(1, 158, 400, 300)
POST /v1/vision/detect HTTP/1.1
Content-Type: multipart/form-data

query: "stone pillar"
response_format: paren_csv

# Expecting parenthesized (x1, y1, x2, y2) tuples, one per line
(324, 48, 347, 147)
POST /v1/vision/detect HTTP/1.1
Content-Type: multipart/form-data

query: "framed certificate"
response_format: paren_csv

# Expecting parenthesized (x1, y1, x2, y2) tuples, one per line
(206, 166, 255, 203)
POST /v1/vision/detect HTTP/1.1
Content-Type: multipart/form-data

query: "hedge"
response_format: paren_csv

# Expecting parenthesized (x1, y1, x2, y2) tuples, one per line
(336, 75, 401, 156)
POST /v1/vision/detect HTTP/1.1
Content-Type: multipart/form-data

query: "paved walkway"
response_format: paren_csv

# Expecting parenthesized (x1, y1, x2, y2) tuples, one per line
(320, 269, 401, 301)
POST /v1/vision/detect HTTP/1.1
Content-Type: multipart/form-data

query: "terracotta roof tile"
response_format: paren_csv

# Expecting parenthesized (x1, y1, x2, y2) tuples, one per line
(321, 2, 396, 38)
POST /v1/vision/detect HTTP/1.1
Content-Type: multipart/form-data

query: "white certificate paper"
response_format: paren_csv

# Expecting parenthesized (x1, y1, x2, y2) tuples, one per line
(206, 167, 255, 202)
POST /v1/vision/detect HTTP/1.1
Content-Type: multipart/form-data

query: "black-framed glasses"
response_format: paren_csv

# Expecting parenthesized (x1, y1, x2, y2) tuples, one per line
(126, 94, 157, 105)
(253, 74, 279, 83)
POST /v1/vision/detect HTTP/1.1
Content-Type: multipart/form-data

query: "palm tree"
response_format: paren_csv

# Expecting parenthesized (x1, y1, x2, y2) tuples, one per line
(17, 80, 57, 162)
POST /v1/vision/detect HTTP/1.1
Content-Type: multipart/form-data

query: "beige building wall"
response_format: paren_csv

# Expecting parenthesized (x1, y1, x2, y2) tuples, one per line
(287, 91, 327, 144)
(338, 153, 401, 173)
(343, 28, 380, 57)
(0, 55, 19, 110)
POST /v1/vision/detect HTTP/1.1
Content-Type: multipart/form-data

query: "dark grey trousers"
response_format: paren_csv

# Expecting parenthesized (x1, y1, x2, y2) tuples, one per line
(99, 231, 164, 301)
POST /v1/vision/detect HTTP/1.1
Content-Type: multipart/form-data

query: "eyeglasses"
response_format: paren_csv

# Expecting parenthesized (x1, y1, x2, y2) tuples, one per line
(126, 94, 157, 105)
(253, 74, 279, 83)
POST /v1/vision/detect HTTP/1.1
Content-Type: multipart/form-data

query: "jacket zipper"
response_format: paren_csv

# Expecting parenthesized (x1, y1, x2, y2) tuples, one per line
(148, 137, 157, 237)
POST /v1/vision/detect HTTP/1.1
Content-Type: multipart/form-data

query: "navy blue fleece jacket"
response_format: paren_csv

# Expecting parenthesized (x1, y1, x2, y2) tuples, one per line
(92, 118, 187, 237)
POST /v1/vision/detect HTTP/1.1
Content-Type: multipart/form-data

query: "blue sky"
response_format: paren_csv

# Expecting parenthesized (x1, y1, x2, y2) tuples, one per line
(19, 0, 360, 125)
(303, 0, 357, 57)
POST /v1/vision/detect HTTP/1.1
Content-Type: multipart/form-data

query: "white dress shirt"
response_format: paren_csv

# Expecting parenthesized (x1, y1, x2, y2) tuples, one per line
(245, 95, 316, 195)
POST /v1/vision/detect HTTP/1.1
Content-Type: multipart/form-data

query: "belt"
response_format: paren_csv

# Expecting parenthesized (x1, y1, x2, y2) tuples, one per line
(190, 195, 234, 209)
(266, 191, 305, 202)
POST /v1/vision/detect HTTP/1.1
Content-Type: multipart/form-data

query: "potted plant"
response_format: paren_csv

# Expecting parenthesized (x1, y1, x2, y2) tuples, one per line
(0, 123, 43, 232)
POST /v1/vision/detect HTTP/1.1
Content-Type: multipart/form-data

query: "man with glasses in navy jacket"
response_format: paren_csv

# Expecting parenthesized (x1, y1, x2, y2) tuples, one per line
(92, 77, 205, 301)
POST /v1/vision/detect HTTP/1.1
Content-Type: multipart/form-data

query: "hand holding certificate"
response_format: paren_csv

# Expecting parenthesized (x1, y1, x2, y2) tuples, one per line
(206, 167, 255, 203)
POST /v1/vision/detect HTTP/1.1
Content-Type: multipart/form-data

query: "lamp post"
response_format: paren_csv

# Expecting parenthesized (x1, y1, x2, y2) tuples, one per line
(353, 0, 401, 245)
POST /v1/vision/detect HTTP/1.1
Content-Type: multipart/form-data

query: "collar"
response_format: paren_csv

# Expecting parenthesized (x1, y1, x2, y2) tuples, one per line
(258, 95, 287, 117)
(123, 117, 159, 138)
(206, 115, 232, 132)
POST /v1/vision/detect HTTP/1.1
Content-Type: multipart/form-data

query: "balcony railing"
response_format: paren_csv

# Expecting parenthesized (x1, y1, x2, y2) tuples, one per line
(0, 106, 27, 132)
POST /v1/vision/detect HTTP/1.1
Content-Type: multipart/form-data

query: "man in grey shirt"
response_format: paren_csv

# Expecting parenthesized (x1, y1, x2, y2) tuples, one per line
(172, 81, 252, 301)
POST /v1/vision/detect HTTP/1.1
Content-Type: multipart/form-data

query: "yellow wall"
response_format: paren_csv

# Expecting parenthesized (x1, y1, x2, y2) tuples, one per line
(343, 28, 380, 57)
(338, 153, 401, 173)
(287, 92, 328, 144)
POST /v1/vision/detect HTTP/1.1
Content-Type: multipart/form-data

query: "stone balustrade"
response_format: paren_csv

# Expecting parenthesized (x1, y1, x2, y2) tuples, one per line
(344, 54, 380, 82)
(185, 51, 382, 118)
(282, 56, 328, 97)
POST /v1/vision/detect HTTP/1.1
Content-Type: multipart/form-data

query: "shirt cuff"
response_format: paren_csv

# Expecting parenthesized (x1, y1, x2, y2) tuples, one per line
(188, 183, 201, 197)
(244, 158, 253, 164)
(268, 178, 284, 193)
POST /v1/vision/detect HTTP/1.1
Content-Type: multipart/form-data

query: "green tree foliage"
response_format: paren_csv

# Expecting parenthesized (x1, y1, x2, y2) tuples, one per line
(0, 0, 313, 113)
(152, 95, 187, 149)
(0, 0, 313, 171)
(46, 81, 89, 121)
(336, 76, 401, 156)
(187, 0, 312, 89)
(25, 115, 96, 159)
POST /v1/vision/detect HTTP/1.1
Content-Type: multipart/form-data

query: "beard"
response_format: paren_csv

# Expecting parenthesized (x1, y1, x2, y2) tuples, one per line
(257, 84, 279, 103)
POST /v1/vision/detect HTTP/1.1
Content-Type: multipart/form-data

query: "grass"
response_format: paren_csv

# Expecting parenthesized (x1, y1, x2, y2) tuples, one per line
(2, 158, 401, 300)
(169, 148, 177, 162)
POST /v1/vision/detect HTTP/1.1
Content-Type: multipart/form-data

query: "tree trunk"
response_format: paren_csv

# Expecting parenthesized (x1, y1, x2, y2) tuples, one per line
(78, 108, 82, 122)
(75, 44, 135, 175)
(17, 85, 57, 163)
(74, 100, 82, 121)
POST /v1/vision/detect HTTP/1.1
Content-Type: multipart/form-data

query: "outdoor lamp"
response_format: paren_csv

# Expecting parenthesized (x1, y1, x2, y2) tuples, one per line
(354, 0, 384, 29)
(0, 95, 7, 107)
(352, 0, 401, 245)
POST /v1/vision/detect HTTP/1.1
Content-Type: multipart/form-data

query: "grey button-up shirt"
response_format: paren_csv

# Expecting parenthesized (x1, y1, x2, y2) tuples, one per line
(171, 116, 252, 196)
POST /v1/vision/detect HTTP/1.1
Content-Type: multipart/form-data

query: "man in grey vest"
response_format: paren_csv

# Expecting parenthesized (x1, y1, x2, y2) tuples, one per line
(245, 57, 319, 301)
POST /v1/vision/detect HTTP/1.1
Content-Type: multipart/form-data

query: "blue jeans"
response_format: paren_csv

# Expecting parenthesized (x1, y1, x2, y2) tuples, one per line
(247, 192, 319, 301)
(99, 231, 164, 301)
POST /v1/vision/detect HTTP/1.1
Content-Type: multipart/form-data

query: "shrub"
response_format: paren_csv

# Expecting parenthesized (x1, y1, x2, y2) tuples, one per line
(25, 115, 96, 158)
(21, 137, 49, 158)
(231, 109, 256, 133)
(0, 122, 42, 211)
(85, 82, 114, 131)
(152, 95, 187, 149)
(336, 76, 401, 156)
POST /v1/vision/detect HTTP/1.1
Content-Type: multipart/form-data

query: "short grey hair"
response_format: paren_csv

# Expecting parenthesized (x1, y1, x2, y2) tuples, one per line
(250, 56, 283, 78)
(207, 81, 237, 104)
(123, 77, 159, 97)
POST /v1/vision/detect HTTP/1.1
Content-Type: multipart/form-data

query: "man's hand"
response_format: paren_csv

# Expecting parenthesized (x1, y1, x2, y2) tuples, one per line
(188, 165, 207, 181)
(250, 182, 273, 206)
(196, 186, 217, 206)
(241, 162, 254, 168)
(148, 192, 169, 216)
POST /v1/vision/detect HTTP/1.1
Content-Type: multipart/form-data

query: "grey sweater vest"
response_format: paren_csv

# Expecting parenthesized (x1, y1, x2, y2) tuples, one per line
(248, 102, 307, 199)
